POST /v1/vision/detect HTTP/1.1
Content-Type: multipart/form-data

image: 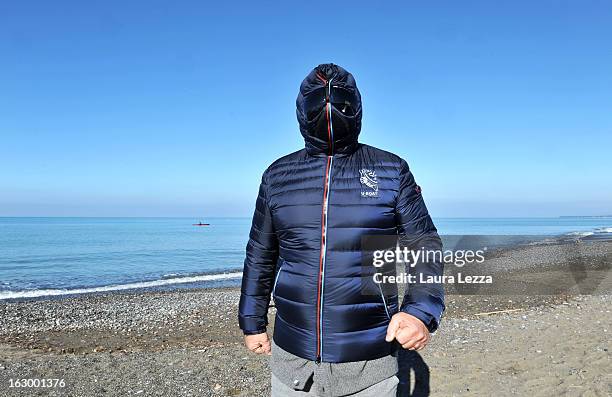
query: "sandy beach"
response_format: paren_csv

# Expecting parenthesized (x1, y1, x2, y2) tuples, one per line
(0, 240, 610, 396)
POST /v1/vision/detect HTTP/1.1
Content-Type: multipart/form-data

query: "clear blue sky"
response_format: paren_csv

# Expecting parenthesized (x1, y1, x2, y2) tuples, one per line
(1, 1, 611, 217)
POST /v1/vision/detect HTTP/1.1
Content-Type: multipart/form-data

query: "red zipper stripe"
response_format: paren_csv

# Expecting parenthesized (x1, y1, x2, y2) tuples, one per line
(316, 156, 332, 360)
(325, 102, 332, 155)
(315, 74, 334, 362)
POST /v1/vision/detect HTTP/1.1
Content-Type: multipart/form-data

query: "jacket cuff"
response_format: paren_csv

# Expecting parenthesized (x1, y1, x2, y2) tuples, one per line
(242, 328, 267, 335)
(239, 315, 268, 335)
(401, 306, 438, 333)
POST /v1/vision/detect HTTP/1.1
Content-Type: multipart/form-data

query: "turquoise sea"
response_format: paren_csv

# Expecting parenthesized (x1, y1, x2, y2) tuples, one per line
(1, 217, 611, 299)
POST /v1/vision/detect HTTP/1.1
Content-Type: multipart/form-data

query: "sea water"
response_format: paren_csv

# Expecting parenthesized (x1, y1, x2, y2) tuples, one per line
(1, 217, 610, 299)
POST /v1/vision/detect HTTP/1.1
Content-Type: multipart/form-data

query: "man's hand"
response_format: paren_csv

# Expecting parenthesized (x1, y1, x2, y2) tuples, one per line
(244, 332, 272, 355)
(385, 312, 430, 350)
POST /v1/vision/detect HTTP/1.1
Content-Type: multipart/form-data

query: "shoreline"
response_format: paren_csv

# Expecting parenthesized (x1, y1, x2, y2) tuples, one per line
(0, 273, 244, 302)
(2, 234, 610, 303)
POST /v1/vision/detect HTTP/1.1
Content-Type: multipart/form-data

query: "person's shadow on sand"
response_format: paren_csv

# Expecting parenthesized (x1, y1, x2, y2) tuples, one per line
(397, 349, 430, 397)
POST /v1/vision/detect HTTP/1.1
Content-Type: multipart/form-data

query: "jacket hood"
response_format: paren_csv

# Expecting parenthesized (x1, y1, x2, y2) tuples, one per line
(296, 63, 362, 156)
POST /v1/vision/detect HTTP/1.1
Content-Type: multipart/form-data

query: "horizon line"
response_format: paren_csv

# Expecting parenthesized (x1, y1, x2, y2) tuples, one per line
(1, 215, 611, 219)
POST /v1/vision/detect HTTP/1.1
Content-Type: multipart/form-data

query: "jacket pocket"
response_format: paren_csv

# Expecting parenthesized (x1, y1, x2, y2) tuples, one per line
(377, 283, 392, 320)
(272, 263, 284, 299)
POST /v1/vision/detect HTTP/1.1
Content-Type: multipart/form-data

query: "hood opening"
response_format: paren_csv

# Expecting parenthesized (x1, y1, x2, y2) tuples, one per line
(296, 63, 362, 156)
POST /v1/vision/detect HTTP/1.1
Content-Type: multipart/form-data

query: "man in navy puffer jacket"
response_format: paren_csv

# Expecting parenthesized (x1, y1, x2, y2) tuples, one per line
(239, 63, 444, 396)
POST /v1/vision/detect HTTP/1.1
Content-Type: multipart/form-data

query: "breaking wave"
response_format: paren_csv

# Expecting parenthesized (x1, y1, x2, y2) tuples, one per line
(0, 272, 243, 300)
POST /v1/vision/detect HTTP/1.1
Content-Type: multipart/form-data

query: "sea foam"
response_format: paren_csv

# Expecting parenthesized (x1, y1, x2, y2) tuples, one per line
(0, 272, 243, 300)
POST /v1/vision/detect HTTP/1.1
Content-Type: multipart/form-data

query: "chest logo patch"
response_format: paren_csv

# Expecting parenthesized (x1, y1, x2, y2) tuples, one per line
(359, 169, 379, 198)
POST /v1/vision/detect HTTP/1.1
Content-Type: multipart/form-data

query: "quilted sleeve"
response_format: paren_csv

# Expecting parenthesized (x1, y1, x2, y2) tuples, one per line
(238, 170, 279, 335)
(395, 160, 445, 332)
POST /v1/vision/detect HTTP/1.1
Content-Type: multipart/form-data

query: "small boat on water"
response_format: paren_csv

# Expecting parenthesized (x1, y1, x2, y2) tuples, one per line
(193, 221, 210, 226)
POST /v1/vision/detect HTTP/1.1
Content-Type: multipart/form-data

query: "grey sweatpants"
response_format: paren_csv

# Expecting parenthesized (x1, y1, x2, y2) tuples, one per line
(271, 372, 398, 397)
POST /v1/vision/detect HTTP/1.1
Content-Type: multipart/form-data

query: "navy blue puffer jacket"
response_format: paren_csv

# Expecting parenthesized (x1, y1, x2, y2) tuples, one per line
(239, 63, 444, 363)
